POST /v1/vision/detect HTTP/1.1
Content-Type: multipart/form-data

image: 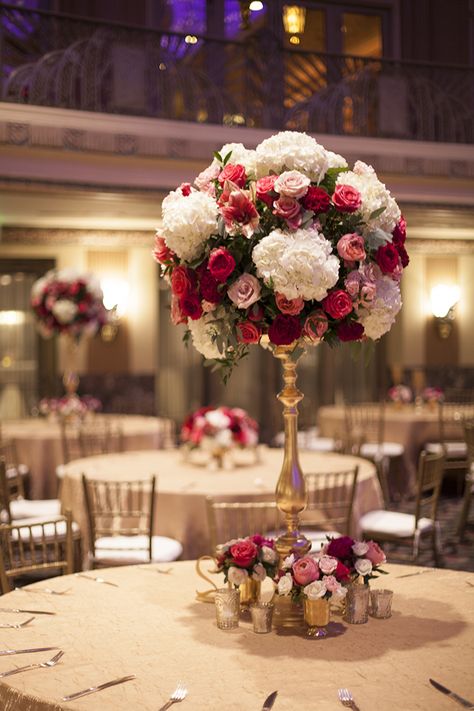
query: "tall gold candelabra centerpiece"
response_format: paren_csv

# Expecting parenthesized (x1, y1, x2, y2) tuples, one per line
(273, 343, 311, 560)
(62, 334, 80, 396)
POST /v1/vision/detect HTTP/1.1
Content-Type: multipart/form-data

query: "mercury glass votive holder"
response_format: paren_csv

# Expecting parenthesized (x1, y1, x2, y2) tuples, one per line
(214, 588, 240, 630)
(250, 602, 274, 633)
(344, 584, 370, 624)
(370, 589, 393, 619)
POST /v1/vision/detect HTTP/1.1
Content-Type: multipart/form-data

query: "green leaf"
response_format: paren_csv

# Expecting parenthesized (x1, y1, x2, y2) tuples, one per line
(223, 151, 233, 165)
(368, 206, 386, 221)
(213, 151, 223, 163)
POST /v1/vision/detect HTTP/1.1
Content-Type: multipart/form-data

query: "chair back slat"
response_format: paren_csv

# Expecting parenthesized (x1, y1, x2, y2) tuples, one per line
(206, 499, 283, 555)
(414, 451, 445, 525)
(344, 402, 385, 454)
(302, 467, 359, 536)
(0, 441, 26, 501)
(61, 418, 124, 464)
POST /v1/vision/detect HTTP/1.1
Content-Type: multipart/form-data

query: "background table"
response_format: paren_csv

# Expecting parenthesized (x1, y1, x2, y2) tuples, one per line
(0, 562, 473, 710)
(59, 448, 382, 559)
(2, 416, 175, 499)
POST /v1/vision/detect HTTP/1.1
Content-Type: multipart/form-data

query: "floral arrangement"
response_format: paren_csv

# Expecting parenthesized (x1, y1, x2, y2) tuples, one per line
(321, 536, 388, 586)
(275, 551, 349, 603)
(154, 131, 408, 378)
(31, 268, 108, 339)
(421, 386, 444, 404)
(387, 384, 413, 404)
(215, 535, 279, 587)
(38, 394, 102, 419)
(181, 406, 258, 450)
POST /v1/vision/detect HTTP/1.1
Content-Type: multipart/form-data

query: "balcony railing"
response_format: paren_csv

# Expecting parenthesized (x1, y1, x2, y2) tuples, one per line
(1, 2, 473, 143)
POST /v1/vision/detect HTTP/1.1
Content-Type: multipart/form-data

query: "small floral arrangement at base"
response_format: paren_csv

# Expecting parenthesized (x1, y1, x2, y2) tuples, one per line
(39, 394, 102, 419)
(215, 535, 279, 587)
(387, 384, 413, 404)
(321, 536, 388, 586)
(421, 387, 444, 404)
(181, 406, 258, 450)
(275, 552, 350, 604)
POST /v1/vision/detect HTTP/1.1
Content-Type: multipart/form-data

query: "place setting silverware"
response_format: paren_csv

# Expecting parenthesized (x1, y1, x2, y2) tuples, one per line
(15, 586, 71, 596)
(75, 573, 119, 587)
(338, 688, 360, 710)
(157, 681, 188, 710)
(262, 690, 278, 710)
(137, 566, 173, 575)
(429, 679, 474, 708)
(0, 616, 35, 629)
(62, 674, 136, 702)
(0, 607, 56, 616)
(396, 569, 435, 579)
(0, 646, 59, 656)
(0, 650, 64, 677)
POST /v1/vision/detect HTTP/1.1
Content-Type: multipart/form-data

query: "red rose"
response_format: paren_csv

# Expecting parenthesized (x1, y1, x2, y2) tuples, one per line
(247, 303, 264, 322)
(275, 292, 304, 315)
(256, 175, 277, 206)
(171, 266, 196, 297)
(332, 184, 362, 213)
(230, 539, 258, 567)
(208, 247, 236, 283)
(171, 295, 187, 325)
(397, 245, 409, 268)
(322, 290, 353, 320)
(236, 320, 261, 344)
(391, 216, 406, 246)
(179, 293, 203, 320)
(334, 561, 351, 582)
(153, 235, 174, 264)
(327, 536, 354, 559)
(268, 314, 302, 346)
(218, 163, 247, 189)
(337, 320, 364, 341)
(180, 182, 192, 196)
(199, 271, 223, 304)
(301, 186, 330, 213)
(376, 243, 400, 274)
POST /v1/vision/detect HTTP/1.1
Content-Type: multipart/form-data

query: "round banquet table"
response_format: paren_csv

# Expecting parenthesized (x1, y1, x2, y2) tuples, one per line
(2, 416, 175, 500)
(59, 448, 383, 560)
(0, 561, 473, 711)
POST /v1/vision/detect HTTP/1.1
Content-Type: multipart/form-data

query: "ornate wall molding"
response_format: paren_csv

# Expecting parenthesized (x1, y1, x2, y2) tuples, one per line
(407, 238, 474, 254)
(1, 227, 151, 247)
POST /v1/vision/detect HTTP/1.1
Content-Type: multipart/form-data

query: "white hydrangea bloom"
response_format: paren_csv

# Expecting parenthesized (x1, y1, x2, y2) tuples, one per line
(212, 142, 257, 177)
(187, 313, 223, 359)
(336, 161, 400, 234)
(252, 227, 339, 301)
(51, 299, 78, 324)
(162, 188, 217, 262)
(359, 275, 402, 340)
(256, 131, 329, 182)
(326, 150, 348, 170)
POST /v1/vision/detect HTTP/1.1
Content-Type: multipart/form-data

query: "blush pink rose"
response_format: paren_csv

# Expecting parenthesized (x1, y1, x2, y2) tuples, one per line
(275, 292, 304, 315)
(344, 271, 362, 298)
(292, 556, 320, 586)
(194, 163, 220, 193)
(321, 575, 339, 592)
(274, 170, 310, 199)
(227, 274, 261, 309)
(303, 310, 328, 342)
(332, 184, 362, 213)
(273, 196, 302, 229)
(365, 541, 386, 565)
(359, 282, 376, 307)
(337, 233, 366, 262)
(256, 175, 277, 206)
(318, 555, 338, 575)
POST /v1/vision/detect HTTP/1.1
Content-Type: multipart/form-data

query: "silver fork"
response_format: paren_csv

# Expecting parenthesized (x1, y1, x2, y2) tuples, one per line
(0, 650, 64, 677)
(158, 682, 188, 710)
(16, 587, 71, 596)
(0, 616, 35, 629)
(338, 688, 359, 710)
(75, 574, 119, 588)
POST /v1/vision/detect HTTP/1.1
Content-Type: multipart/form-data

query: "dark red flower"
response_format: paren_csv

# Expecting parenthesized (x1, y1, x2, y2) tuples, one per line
(334, 561, 351, 582)
(208, 247, 236, 283)
(376, 243, 400, 274)
(171, 266, 196, 297)
(397, 245, 409, 268)
(247, 303, 264, 322)
(327, 536, 354, 559)
(268, 314, 302, 346)
(179, 293, 203, 320)
(322, 290, 353, 320)
(180, 182, 192, 196)
(337, 320, 365, 341)
(301, 186, 330, 213)
(236, 320, 261, 344)
(230, 539, 258, 567)
(391, 216, 406, 247)
(199, 271, 223, 303)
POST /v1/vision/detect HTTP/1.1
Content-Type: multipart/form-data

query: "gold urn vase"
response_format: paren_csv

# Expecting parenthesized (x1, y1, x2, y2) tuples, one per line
(239, 578, 261, 608)
(304, 598, 330, 638)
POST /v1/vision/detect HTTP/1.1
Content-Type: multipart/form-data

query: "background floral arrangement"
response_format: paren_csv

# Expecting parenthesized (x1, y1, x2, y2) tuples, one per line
(321, 536, 387, 586)
(387, 384, 413, 403)
(180, 406, 258, 450)
(275, 551, 350, 603)
(38, 394, 102, 419)
(215, 535, 278, 587)
(421, 386, 444, 403)
(31, 268, 108, 339)
(154, 131, 408, 378)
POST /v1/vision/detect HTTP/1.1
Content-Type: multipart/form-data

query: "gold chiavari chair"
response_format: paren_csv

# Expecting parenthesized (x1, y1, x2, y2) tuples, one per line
(299, 467, 359, 552)
(359, 451, 445, 565)
(456, 421, 474, 540)
(81, 475, 182, 568)
(206, 499, 284, 555)
(0, 451, 61, 523)
(426, 401, 474, 488)
(60, 418, 124, 464)
(0, 511, 75, 594)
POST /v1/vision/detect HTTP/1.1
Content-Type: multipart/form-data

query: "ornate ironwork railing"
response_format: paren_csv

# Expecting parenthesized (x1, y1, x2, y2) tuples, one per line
(1, 2, 473, 143)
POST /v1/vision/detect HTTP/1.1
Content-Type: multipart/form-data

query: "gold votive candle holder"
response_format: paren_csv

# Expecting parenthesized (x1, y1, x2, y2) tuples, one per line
(370, 589, 393, 619)
(304, 598, 330, 638)
(250, 602, 274, 633)
(214, 588, 240, 630)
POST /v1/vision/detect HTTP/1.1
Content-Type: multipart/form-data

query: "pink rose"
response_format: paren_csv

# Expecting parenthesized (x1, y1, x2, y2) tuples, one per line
(236, 321, 261, 344)
(170, 295, 187, 325)
(337, 233, 366, 262)
(321, 575, 339, 592)
(208, 247, 236, 283)
(359, 282, 376, 307)
(256, 175, 277, 206)
(171, 266, 196, 297)
(228, 274, 261, 309)
(194, 163, 220, 192)
(153, 235, 174, 264)
(218, 163, 247, 189)
(344, 271, 362, 298)
(303, 310, 328, 342)
(292, 556, 319, 585)
(365, 541, 386, 566)
(332, 184, 362, 213)
(275, 292, 304, 315)
(273, 196, 302, 229)
(318, 555, 338, 575)
(322, 290, 353, 320)
(274, 170, 310, 199)
(230, 539, 258, 567)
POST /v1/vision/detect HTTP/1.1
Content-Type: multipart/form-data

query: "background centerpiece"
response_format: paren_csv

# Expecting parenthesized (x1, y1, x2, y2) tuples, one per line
(154, 130, 408, 561)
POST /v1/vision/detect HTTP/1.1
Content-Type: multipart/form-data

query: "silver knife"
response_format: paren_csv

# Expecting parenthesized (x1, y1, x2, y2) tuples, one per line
(0, 647, 58, 656)
(429, 679, 474, 708)
(262, 690, 278, 710)
(0, 607, 56, 615)
(62, 674, 136, 701)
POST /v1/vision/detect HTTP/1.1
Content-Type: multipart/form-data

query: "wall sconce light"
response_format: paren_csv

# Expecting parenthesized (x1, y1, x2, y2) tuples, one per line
(100, 277, 130, 343)
(430, 284, 460, 339)
(283, 4, 306, 44)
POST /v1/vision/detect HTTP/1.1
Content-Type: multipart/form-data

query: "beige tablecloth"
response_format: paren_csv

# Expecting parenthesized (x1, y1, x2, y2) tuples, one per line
(0, 562, 473, 711)
(2, 416, 175, 499)
(59, 448, 382, 559)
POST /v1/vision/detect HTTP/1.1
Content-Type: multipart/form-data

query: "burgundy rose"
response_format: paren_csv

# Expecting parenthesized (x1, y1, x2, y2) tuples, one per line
(208, 247, 236, 283)
(332, 184, 362, 213)
(397, 245, 409, 268)
(251, 534, 274, 548)
(268, 314, 302, 346)
(199, 271, 223, 304)
(301, 186, 330, 213)
(327, 536, 354, 559)
(247, 303, 264, 322)
(218, 163, 247, 189)
(322, 290, 353, 320)
(230, 539, 258, 567)
(391, 215, 406, 247)
(179, 293, 203, 320)
(236, 320, 261, 344)
(171, 266, 196, 297)
(376, 243, 400, 274)
(256, 175, 277, 206)
(334, 561, 351, 582)
(275, 292, 304, 315)
(337, 320, 364, 341)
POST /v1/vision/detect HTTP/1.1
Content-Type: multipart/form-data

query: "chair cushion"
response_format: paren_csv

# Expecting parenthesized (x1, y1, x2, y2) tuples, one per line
(11, 518, 80, 541)
(425, 441, 467, 457)
(359, 509, 433, 538)
(360, 442, 404, 458)
(10, 498, 61, 521)
(93, 535, 183, 564)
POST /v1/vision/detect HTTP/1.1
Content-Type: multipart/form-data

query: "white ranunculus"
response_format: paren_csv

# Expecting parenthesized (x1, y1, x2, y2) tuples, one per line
(352, 541, 369, 556)
(252, 227, 339, 301)
(162, 188, 217, 262)
(187, 314, 223, 359)
(303, 580, 327, 600)
(256, 131, 329, 182)
(354, 558, 373, 576)
(261, 546, 278, 565)
(205, 409, 232, 430)
(228, 566, 249, 586)
(52, 299, 78, 324)
(212, 142, 257, 177)
(359, 275, 402, 340)
(252, 563, 267, 582)
(282, 554, 295, 570)
(277, 573, 293, 596)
